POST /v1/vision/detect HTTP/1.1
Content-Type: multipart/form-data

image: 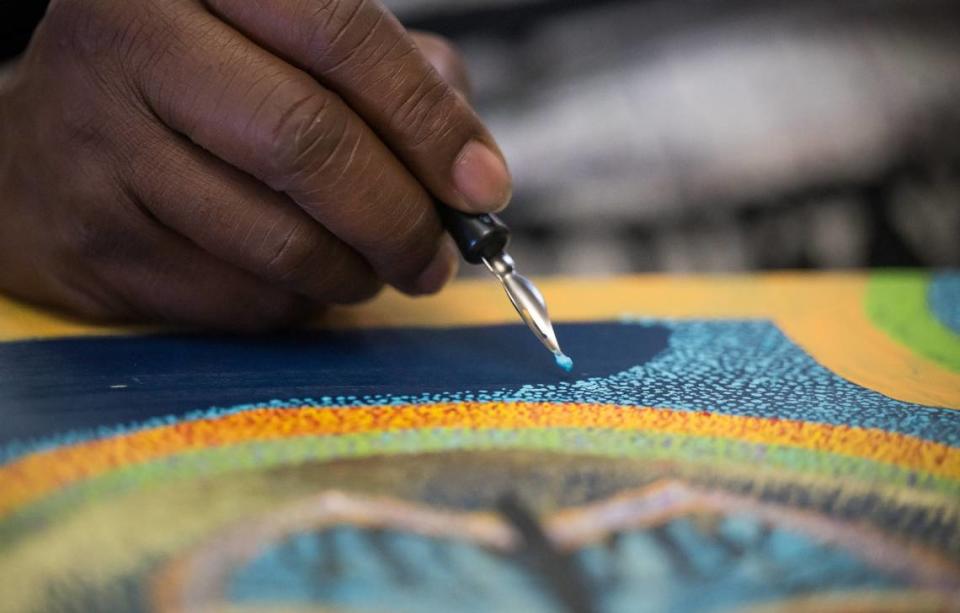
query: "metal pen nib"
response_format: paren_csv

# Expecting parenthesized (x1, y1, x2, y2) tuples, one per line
(435, 208, 571, 371)
(483, 252, 572, 371)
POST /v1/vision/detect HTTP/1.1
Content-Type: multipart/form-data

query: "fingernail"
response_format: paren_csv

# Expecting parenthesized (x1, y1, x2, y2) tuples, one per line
(453, 140, 512, 212)
(414, 234, 460, 295)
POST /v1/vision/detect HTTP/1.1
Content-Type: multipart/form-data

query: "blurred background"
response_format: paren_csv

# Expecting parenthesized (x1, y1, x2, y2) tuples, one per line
(389, 0, 960, 275)
(4, 0, 958, 276)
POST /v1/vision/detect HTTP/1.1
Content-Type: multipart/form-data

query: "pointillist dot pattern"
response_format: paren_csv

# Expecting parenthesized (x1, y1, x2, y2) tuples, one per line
(506, 321, 960, 445)
(930, 272, 960, 336)
(1, 272, 959, 613)
(2, 402, 958, 523)
(2, 320, 956, 470)
(1, 320, 959, 541)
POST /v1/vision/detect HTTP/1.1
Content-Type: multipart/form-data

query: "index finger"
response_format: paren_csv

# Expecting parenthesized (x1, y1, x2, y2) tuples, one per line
(203, 0, 512, 213)
(123, 3, 455, 295)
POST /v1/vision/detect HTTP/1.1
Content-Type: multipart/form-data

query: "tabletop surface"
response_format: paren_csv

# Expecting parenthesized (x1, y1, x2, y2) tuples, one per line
(1, 271, 958, 613)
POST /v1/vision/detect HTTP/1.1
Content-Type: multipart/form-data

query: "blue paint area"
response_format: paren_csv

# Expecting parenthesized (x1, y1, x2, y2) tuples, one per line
(226, 516, 905, 613)
(930, 272, 960, 335)
(555, 353, 574, 373)
(0, 323, 668, 453)
(2, 319, 959, 464)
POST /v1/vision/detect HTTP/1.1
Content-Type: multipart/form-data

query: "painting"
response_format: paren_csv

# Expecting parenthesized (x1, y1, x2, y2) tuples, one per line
(0, 271, 958, 612)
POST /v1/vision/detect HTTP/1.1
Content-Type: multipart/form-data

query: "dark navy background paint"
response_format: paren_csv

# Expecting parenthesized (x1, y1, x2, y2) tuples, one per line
(0, 323, 670, 445)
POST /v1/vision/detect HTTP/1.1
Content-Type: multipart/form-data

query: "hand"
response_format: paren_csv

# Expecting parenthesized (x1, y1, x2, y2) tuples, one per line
(0, 0, 511, 330)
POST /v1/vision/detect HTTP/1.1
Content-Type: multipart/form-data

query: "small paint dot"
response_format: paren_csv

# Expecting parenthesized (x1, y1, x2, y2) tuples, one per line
(555, 353, 574, 373)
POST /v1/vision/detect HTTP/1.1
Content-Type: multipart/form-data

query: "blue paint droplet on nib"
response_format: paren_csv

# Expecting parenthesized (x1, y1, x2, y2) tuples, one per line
(555, 352, 574, 373)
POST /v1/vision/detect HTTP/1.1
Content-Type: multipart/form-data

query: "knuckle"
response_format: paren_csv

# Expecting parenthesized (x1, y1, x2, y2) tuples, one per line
(303, 0, 351, 39)
(307, 0, 383, 70)
(261, 223, 325, 283)
(45, 0, 127, 58)
(266, 224, 381, 304)
(392, 78, 462, 150)
(45, 0, 175, 80)
(264, 90, 349, 186)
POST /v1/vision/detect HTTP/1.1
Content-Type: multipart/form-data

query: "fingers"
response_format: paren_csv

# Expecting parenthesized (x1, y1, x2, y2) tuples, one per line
(124, 128, 384, 305)
(92, 220, 315, 331)
(202, 0, 512, 213)
(132, 4, 456, 294)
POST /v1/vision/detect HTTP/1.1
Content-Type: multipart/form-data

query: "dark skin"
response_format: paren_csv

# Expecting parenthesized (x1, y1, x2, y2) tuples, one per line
(0, 0, 511, 330)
